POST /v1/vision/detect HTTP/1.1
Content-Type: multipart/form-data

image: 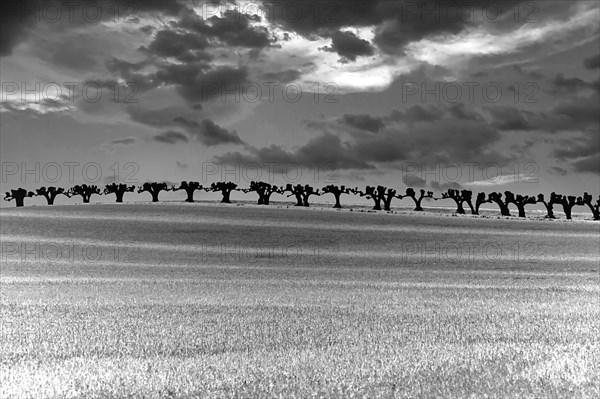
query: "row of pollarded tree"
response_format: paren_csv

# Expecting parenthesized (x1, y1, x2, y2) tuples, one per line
(4, 182, 600, 221)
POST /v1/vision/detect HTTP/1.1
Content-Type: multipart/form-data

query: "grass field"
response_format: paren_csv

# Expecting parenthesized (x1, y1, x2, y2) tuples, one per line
(1, 203, 599, 398)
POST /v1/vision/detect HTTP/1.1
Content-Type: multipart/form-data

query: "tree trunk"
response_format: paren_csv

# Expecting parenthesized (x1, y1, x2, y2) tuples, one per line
(384, 197, 393, 211)
(221, 190, 231, 203)
(333, 193, 342, 208)
(465, 200, 475, 215)
(563, 205, 573, 220)
(372, 199, 382, 211)
(185, 190, 195, 203)
(414, 197, 423, 211)
(115, 192, 125, 203)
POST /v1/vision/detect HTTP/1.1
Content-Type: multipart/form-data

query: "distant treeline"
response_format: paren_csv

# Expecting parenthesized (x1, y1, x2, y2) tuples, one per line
(4, 182, 600, 221)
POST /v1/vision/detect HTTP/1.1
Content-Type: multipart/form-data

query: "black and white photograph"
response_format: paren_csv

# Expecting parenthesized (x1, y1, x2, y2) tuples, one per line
(1, 0, 599, 397)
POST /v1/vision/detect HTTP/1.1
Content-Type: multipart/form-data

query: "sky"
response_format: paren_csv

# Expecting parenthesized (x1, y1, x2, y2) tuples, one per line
(1, 0, 599, 206)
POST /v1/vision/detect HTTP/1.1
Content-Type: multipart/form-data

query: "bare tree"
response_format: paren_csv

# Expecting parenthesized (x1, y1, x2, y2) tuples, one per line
(505, 191, 536, 218)
(440, 189, 474, 214)
(209, 182, 238, 203)
(582, 192, 600, 221)
(487, 192, 511, 216)
(382, 187, 399, 211)
(351, 186, 383, 210)
(301, 184, 320, 207)
(537, 193, 556, 219)
(4, 188, 35, 207)
(138, 182, 170, 203)
(172, 181, 203, 203)
(104, 183, 135, 203)
(322, 185, 350, 208)
(67, 184, 101, 204)
(283, 184, 305, 206)
(243, 181, 281, 205)
(404, 188, 433, 211)
(35, 186, 67, 205)
(551, 193, 584, 220)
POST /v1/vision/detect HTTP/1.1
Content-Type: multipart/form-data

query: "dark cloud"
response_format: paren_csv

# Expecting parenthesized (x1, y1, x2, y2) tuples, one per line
(215, 132, 373, 170)
(341, 114, 384, 133)
(552, 93, 600, 125)
(373, 13, 467, 55)
(485, 106, 532, 131)
(216, 104, 511, 171)
(174, 117, 244, 146)
(389, 105, 442, 124)
(554, 133, 599, 161)
(261, 0, 544, 55)
(156, 64, 249, 103)
(1, 0, 183, 57)
(126, 106, 200, 128)
(110, 137, 136, 145)
(101, 58, 157, 92)
(572, 154, 600, 174)
(262, 69, 301, 83)
(261, 0, 382, 38)
(402, 175, 426, 187)
(550, 73, 596, 94)
(548, 166, 567, 176)
(142, 30, 212, 62)
(152, 131, 189, 144)
(319, 30, 374, 62)
(178, 10, 272, 49)
(584, 54, 600, 69)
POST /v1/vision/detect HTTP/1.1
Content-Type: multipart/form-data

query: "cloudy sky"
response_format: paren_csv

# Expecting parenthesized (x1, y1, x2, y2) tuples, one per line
(1, 0, 599, 202)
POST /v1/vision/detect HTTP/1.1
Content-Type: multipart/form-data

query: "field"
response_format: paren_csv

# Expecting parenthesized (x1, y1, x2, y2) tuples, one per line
(1, 203, 599, 398)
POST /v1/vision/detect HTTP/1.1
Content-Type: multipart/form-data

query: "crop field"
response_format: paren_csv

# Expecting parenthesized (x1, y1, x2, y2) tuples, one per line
(1, 203, 599, 398)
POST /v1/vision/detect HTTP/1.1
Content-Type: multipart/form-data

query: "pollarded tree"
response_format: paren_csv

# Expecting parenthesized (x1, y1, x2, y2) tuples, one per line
(260, 183, 281, 205)
(283, 184, 305, 206)
(537, 193, 556, 219)
(504, 192, 536, 218)
(474, 192, 489, 215)
(351, 186, 383, 210)
(487, 192, 511, 216)
(210, 182, 238, 203)
(301, 184, 320, 207)
(322, 185, 350, 208)
(172, 181, 203, 203)
(35, 186, 67, 205)
(582, 192, 600, 221)
(551, 193, 584, 220)
(138, 182, 170, 203)
(104, 183, 135, 203)
(382, 187, 399, 211)
(441, 189, 474, 214)
(244, 181, 281, 205)
(404, 188, 433, 211)
(243, 181, 266, 204)
(67, 184, 101, 204)
(4, 188, 35, 207)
